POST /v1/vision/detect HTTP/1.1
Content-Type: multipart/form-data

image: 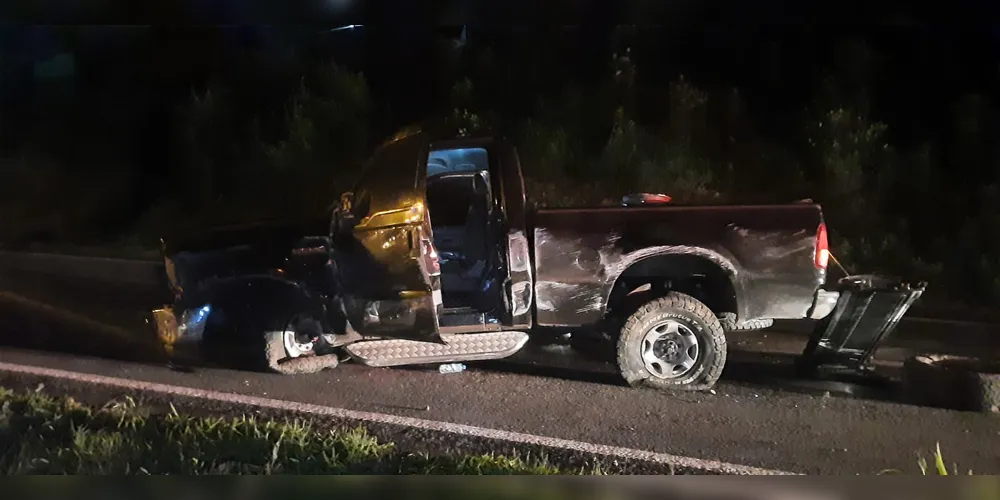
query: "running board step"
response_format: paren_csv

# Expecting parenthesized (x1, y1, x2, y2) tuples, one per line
(344, 331, 529, 368)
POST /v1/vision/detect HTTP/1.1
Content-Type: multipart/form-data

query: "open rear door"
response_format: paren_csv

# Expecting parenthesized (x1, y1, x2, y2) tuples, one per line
(333, 128, 444, 341)
(496, 139, 533, 329)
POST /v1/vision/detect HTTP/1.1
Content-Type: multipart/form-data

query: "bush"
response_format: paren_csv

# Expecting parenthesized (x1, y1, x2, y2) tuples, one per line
(133, 62, 377, 240)
(3, 35, 999, 310)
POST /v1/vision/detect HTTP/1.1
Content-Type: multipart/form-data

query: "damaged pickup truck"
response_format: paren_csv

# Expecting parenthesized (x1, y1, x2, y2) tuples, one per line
(150, 127, 842, 391)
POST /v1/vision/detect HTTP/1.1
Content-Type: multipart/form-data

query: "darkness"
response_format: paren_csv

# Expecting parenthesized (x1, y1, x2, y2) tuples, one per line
(2, 3, 1000, 308)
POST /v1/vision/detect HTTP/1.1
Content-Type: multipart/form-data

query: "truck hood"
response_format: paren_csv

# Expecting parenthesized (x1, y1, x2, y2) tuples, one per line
(161, 217, 329, 300)
(163, 219, 326, 255)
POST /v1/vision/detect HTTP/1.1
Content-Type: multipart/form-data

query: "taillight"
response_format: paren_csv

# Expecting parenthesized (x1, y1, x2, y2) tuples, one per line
(815, 223, 829, 270)
(419, 235, 441, 276)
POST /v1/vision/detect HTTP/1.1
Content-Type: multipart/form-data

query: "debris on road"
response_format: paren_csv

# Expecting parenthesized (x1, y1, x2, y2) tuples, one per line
(904, 354, 1000, 413)
(439, 363, 467, 374)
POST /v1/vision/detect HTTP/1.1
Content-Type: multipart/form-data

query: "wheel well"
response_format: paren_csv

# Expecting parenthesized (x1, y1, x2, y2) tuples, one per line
(197, 277, 322, 345)
(606, 254, 739, 320)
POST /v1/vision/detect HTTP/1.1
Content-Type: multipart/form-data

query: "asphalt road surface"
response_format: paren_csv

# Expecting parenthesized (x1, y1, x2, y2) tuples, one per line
(1, 268, 999, 474)
(2, 344, 999, 475)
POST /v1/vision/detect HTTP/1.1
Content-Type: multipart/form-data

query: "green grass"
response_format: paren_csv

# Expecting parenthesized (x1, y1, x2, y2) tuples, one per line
(0, 386, 581, 475)
(2, 385, 994, 477)
(917, 442, 968, 476)
(879, 442, 993, 477)
(908, 447, 1000, 500)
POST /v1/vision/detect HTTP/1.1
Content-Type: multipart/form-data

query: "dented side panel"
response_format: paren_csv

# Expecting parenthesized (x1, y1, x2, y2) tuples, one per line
(506, 230, 534, 325)
(531, 204, 824, 327)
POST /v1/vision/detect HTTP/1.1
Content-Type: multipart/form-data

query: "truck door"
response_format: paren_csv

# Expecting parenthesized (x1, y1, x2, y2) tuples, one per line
(496, 140, 533, 329)
(333, 128, 444, 341)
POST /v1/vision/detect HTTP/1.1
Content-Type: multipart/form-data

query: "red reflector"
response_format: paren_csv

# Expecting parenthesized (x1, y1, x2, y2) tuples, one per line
(815, 223, 829, 269)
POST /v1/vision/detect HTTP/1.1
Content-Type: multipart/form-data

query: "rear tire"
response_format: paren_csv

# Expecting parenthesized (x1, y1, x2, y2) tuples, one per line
(718, 313, 773, 333)
(616, 292, 727, 392)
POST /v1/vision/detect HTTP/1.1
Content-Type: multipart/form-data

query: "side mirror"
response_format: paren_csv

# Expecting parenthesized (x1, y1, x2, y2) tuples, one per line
(334, 191, 355, 214)
(329, 192, 358, 240)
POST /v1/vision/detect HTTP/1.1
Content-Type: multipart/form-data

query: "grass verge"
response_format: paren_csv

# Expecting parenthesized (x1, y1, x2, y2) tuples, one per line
(2, 383, 994, 477)
(0, 386, 583, 475)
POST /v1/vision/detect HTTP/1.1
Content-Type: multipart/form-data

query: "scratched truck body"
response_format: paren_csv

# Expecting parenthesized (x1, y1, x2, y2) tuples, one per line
(151, 127, 839, 391)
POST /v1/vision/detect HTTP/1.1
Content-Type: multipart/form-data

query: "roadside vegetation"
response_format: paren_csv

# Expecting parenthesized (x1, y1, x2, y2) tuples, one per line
(1, 27, 999, 309)
(1, 386, 996, 477)
(918, 444, 973, 476)
(0, 386, 572, 475)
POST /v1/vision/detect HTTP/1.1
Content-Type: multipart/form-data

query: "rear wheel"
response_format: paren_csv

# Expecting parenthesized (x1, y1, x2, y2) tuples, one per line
(616, 292, 727, 392)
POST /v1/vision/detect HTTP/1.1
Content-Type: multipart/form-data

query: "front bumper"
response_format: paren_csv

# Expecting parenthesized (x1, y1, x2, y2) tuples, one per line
(150, 304, 211, 361)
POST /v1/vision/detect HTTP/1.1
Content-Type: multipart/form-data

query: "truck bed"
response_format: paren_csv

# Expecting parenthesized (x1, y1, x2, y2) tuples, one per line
(529, 203, 826, 327)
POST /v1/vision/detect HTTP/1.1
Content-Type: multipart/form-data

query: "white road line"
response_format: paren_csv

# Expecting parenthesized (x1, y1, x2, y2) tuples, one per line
(0, 360, 793, 475)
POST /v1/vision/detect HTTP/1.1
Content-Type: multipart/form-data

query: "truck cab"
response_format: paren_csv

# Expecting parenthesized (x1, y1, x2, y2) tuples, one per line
(331, 129, 534, 345)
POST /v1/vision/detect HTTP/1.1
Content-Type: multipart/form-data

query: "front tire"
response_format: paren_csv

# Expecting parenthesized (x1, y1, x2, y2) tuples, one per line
(616, 292, 727, 392)
(260, 315, 339, 375)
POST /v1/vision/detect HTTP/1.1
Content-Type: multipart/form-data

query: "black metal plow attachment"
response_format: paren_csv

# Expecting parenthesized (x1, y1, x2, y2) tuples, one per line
(798, 275, 927, 380)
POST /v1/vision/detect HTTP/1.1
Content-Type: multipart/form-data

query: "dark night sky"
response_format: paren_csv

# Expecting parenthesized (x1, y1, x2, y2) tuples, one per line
(2, 1, 1000, 161)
